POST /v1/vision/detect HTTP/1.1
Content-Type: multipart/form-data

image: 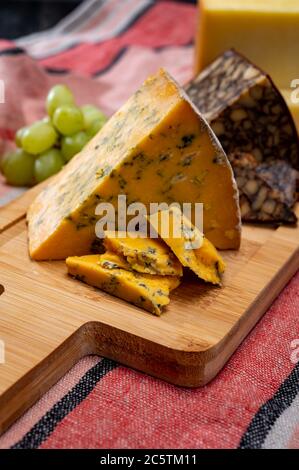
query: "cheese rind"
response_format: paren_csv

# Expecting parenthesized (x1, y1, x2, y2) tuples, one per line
(148, 207, 225, 285)
(103, 231, 183, 276)
(195, 0, 299, 89)
(27, 68, 241, 260)
(66, 254, 180, 316)
(186, 50, 299, 170)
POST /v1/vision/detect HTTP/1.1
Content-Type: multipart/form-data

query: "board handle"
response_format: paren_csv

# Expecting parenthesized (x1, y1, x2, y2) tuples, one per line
(0, 323, 93, 435)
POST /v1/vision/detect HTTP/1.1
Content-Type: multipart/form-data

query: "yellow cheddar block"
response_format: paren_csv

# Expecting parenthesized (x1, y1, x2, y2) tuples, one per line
(148, 207, 225, 285)
(103, 231, 183, 276)
(27, 68, 241, 260)
(281, 89, 299, 134)
(66, 254, 180, 316)
(196, 0, 299, 89)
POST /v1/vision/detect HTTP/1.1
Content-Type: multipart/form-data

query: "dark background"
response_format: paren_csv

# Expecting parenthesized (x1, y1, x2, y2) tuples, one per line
(0, 0, 196, 39)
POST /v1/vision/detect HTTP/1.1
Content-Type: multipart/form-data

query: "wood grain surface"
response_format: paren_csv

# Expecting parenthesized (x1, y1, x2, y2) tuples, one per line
(0, 188, 298, 435)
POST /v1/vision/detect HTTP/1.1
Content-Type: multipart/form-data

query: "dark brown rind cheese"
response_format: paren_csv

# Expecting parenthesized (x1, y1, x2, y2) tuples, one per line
(185, 49, 299, 170)
(230, 152, 297, 225)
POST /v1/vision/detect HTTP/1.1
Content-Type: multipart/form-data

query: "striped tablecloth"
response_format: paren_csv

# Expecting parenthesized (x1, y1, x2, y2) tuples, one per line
(0, 0, 299, 449)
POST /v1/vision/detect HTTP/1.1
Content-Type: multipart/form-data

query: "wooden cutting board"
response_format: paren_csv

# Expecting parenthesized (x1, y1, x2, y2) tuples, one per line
(0, 186, 298, 435)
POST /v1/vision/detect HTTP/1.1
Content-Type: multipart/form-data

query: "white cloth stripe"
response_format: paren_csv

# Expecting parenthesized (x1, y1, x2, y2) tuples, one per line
(16, 0, 153, 60)
(262, 392, 299, 449)
(16, 0, 106, 47)
(52, 0, 107, 33)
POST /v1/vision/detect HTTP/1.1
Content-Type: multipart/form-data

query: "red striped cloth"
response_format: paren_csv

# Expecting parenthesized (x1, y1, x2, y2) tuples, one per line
(0, 0, 195, 206)
(1, 272, 298, 449)
(0, 0, 298, 449)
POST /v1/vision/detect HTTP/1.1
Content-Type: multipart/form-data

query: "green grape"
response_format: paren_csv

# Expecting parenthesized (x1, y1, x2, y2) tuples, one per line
(61, 131, 89, 162)
(15, 126, 28, 147)
(34, 148, 64, 183)
(21, 121, 57, 155)
(0, 152, 12, 174)
(46, 84, 75, 117)
(53, 105, 84, 136)
(42, 116, 51, 124)
(3, 149, 35, 186)
(81, 105, 107, 129)
(86, 118, 106, 138)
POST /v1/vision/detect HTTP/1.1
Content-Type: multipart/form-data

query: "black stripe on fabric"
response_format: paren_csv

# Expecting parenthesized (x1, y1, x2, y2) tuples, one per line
(239, 363, 299, 449)
(154, 39, 194, 51)
(92, 46, 128, 77)
(12, 358, 118, 449)
(115, 2, 154, 36)
(175, 0, 196, 3)
(0, 47, 25, 57)
(62, 0, 107, 34)
(45, 67, 69, 75)
(92, 42, 193, 77)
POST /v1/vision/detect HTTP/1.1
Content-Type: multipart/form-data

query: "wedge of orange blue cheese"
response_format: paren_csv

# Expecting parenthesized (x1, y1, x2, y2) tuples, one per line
(66, 253, 180, 316)
(27, 68, 241, 260)
(103, 231, 183, 276)
(147, 207, 226, 285)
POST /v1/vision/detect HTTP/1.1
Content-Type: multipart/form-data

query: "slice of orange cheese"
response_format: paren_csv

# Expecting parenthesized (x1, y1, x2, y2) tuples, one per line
(28, 68, 241, 260)
(103, 231, 183, 276)
(147, 207, 226, 285)
(66, 253, 180, 316)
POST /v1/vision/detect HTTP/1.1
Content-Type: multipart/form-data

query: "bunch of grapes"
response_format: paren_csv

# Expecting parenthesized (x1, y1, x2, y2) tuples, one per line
(0, 84, 107, 186)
